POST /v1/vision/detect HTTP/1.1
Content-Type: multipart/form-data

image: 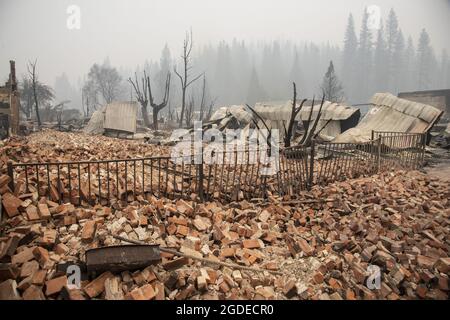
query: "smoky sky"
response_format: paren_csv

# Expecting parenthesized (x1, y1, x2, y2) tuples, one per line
(0, 0, 449, 85)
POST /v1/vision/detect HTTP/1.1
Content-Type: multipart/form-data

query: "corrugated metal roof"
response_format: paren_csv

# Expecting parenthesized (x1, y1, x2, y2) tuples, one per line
(210, 105, 253, 124)
(299, 102, 359, 121)
(334, 93, 443, 143)
(253, 100, 359, 122)
(103, 102, 138, 133)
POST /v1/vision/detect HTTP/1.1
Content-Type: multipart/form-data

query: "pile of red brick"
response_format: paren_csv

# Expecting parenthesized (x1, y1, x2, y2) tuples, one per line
(0, 131, 448, 300)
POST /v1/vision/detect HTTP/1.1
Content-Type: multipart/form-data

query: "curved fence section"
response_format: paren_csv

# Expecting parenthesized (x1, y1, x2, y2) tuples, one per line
(6, 131, 426, 206)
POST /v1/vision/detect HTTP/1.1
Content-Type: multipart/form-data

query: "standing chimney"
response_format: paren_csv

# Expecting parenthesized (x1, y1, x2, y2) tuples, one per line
(9, 60, 17, 91)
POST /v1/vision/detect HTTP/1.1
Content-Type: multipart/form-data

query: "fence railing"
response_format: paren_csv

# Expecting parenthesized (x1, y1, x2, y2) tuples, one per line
(6, 131, 426, 206)
(373, 131, 426, 170)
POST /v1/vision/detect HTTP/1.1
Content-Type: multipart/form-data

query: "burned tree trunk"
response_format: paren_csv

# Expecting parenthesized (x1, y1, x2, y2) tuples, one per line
(129, 72, 151, 128)
(301, 94, 325, 147)
(174, 29, 203, 127)
(148, 71, 171, 131)
(284, 82, 307, 147)
(28, 60, 41, 127)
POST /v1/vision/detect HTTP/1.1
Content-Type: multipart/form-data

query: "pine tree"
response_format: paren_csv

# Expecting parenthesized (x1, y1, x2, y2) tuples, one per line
(417, 29, 434, 89)
(289, 49, 303, 93)
(440, 50, 449, 88)
(214, 41, 234, 105)
(385, 8, 399, 91)
(356, 8, 372, 102)
(392, 29, 405, 93)
(321, 60, 344, 103)
(246, 66, 266, 106)
(342, 13, 358, 102)
(156, 44, 172, 102)
(404, 36, 416, 91)
(373, 21, 388, 92)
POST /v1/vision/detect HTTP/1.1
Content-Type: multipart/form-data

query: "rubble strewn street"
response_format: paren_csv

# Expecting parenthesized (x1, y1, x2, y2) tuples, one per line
(1, 130, 448, 300)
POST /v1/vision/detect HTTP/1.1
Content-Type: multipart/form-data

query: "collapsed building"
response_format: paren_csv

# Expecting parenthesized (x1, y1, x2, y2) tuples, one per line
(334, 93, 443, 143)
(398, 89, 450, 122)
(253, 101, 360, 141)
(209, 100, 360, 142)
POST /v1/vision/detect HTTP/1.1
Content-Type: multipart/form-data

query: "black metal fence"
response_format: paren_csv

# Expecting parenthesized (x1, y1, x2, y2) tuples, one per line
(6, 131, 426, 205)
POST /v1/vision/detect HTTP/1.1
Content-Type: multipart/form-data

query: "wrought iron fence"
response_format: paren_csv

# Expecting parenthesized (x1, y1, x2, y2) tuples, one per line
(6, 131, 426, 206)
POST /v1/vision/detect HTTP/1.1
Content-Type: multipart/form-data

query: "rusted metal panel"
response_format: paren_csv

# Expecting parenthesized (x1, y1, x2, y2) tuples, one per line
(85, 245, 161, 273)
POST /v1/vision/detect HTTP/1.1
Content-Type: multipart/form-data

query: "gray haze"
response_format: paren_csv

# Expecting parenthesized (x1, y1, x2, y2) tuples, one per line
(1, 0, 449, 108)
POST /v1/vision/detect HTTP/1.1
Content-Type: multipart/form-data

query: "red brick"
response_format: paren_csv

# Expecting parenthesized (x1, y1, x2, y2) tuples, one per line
(127, 287, 146, 300)
(242, 239, 264, 249)
(33, 247, 50, 266)
(41, 230, 57, 246)
(436, 257, 450, 274)
(37, 203, 51, 219)
(416, 255, 437, 269)
(220, 247, 236, 258)
(31, 270, 47, 285)
(26, 205, 40, 221)
(11, 247, 35, 265)
(283, 279, 297, 298)
(162, 257, 189, 271)
(81, 220, 97, 242)
(20, 260, 39, 278)
(297, 238, 314, 256)
(0, 174, 11, 188)
(22, 285, 45, 300)
(154, 282, 165, 300)
(0, 279, 21, 300)
(312, 271, 324, 284)
(313, 271, 323, 284)
(141, 284, 156, 300)
(45, 275, 67, 296)
(83, 271, 114, 298)
(1, 193, 22, 217)
(176, 225, 189, 237)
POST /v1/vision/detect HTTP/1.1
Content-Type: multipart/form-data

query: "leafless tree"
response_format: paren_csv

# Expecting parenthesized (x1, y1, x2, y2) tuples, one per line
(129, 71, 151, 128)
(299, 94, 325, 146)
(147, 71, 171, 130)
(198, 75, 207, 121)
(185, 95, 195, 127)
(20, 76, 54, 120)
(205, 97, 218, 121)
(87, 63, 122, 104)
(81, 80, 98, 117)
(284, 82, 307, 147)
(174, 29, 203, 127)
(27, 60, 42, 126)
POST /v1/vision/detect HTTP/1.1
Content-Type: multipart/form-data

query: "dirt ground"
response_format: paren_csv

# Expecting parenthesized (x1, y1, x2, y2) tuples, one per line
(423, 148, 450, 181)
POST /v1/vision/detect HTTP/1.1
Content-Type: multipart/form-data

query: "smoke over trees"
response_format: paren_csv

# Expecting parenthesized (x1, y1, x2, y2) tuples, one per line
(48, 7, 449, 116)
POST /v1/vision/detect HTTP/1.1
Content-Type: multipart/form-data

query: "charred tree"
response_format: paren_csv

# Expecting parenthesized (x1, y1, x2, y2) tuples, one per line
(199, 74, 206, 121)
(129, 72, 151, 128)
(148, 71, 171, 130)
(284, 82, 307, 147)
(174, 29, 203, 127)
(27, 60, 41, 127)
(300, 94, 325, 146)
(185, 95, 195, 127)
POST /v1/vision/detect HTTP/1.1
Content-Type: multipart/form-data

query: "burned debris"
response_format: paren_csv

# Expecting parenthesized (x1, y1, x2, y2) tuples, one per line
(0, 6, 449, 302)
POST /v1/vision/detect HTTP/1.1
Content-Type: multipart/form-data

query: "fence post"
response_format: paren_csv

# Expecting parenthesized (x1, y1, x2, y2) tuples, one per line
(308, 140, 315, 190)
(197, 155, 204, 202)
(7, 161, 14, 191)
(420, 133, 426, 167)
(376, 137, 382, 172)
